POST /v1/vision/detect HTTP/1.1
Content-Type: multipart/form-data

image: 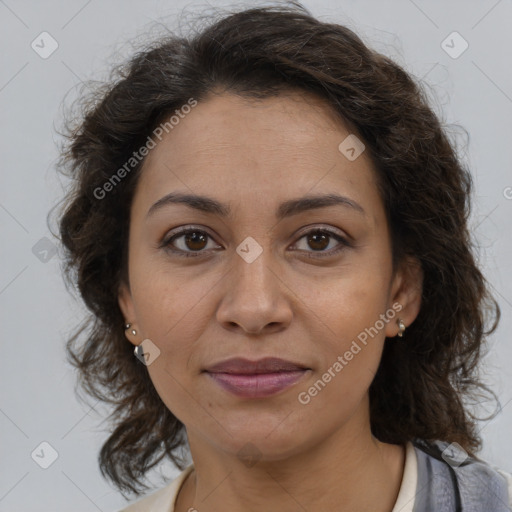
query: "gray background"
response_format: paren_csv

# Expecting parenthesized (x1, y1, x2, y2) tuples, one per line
(1, 0, 511, 510)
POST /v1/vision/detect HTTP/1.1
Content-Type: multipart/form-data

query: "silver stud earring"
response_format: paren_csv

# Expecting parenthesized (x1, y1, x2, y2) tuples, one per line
(397, 318, 406, 337)
(124, 322, 137, 336)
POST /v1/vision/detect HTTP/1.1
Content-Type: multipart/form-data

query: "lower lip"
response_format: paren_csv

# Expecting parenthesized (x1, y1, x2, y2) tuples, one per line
(206, 370, 309, 398)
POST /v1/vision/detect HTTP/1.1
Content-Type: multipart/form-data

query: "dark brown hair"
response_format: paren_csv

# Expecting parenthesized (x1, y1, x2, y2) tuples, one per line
(55, 1, 500, 498)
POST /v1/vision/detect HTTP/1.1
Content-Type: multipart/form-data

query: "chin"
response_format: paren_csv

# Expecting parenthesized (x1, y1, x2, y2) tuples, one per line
(213, 417, 312, 461)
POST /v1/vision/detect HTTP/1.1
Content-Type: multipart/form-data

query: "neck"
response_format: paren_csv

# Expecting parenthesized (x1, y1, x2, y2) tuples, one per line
(175, 410, 405, 512)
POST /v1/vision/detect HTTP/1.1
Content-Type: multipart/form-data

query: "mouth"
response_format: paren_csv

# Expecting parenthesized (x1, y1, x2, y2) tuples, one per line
(204, 356, 309, 374)
(203, 357, 311, 398)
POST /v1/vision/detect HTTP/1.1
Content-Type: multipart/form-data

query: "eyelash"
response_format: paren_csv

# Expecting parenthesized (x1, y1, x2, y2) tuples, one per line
(161, 226, 351, 259)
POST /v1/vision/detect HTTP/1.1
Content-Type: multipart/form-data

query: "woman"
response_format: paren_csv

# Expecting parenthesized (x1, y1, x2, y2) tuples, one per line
(57, 2, 512, 511)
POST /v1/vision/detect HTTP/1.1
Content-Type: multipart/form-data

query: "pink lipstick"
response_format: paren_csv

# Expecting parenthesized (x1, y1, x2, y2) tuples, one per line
(204, 357, 310, 398)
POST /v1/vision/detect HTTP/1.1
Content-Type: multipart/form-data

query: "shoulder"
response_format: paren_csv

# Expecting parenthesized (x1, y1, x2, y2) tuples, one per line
(115, 464, 194, 512)
(412, 438, 512, 509)
(496, 467, 512, 504)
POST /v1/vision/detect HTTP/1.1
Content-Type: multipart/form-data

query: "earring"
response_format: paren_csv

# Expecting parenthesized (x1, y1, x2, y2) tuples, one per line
(397, 318, 406, 337)
(134, 344, 145, 360)
(124, 322, 137, 336)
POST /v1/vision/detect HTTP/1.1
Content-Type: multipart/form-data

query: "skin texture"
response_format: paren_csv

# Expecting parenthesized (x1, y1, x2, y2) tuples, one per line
(118, 90, 423, 512)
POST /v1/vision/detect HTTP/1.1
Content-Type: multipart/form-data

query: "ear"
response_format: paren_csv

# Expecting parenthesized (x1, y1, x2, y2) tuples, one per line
(118, 281, 139, 346)
(385, 255, 423, 338)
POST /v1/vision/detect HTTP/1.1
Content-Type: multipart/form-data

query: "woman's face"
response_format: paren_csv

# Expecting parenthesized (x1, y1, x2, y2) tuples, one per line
(119, 91, 422, 461)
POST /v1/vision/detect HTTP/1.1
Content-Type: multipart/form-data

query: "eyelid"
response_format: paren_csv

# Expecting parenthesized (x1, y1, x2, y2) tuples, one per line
(161, 224, 351, 258)
(289, 226, 352, 258)
(293, 223, 350, 241)
(160, 225, 221, 254)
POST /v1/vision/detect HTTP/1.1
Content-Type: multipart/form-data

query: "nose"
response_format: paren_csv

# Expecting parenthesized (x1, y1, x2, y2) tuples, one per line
(215, 245, 293, 336)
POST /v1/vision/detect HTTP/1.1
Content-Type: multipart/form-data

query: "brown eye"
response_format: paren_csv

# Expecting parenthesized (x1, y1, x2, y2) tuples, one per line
(163, 228, 220, 257)
(293, 229, 350, 258)
(181, 231, 208, 251)
(162, 226, 350, 259)
(306, 232, 330, 251)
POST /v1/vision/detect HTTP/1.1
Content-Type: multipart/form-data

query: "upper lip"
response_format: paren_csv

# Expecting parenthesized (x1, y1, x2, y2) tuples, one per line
(204, 357, 309, 374)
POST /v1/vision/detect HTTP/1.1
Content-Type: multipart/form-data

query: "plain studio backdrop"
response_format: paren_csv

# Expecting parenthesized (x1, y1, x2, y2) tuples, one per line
(1, 0, 511, 510)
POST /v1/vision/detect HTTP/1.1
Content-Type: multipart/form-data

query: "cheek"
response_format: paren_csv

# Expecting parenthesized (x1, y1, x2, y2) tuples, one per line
(295, 268, 390, 344)
(128, 267, 216, 420)
(130, 259, 216, 339)
(294, 295, 387, 422)
(293, 274, 389, 396)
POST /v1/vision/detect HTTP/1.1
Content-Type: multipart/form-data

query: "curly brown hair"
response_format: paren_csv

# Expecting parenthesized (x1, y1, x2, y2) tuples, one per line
(55, 0, 500, 498)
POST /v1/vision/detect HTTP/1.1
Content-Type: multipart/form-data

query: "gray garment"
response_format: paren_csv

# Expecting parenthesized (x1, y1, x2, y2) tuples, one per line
(412, 439, 511, 511)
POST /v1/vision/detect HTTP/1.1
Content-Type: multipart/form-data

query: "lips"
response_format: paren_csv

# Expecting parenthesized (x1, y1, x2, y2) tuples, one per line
(204, 357, 311, 398)
(204, 357, 309, 374)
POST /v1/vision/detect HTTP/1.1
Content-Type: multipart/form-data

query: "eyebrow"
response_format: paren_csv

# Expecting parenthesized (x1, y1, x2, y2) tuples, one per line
(146, 191, 366, 220)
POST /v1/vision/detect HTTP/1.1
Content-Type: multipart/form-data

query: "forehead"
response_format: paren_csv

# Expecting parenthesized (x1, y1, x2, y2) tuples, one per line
(133, 91, 383, 227)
